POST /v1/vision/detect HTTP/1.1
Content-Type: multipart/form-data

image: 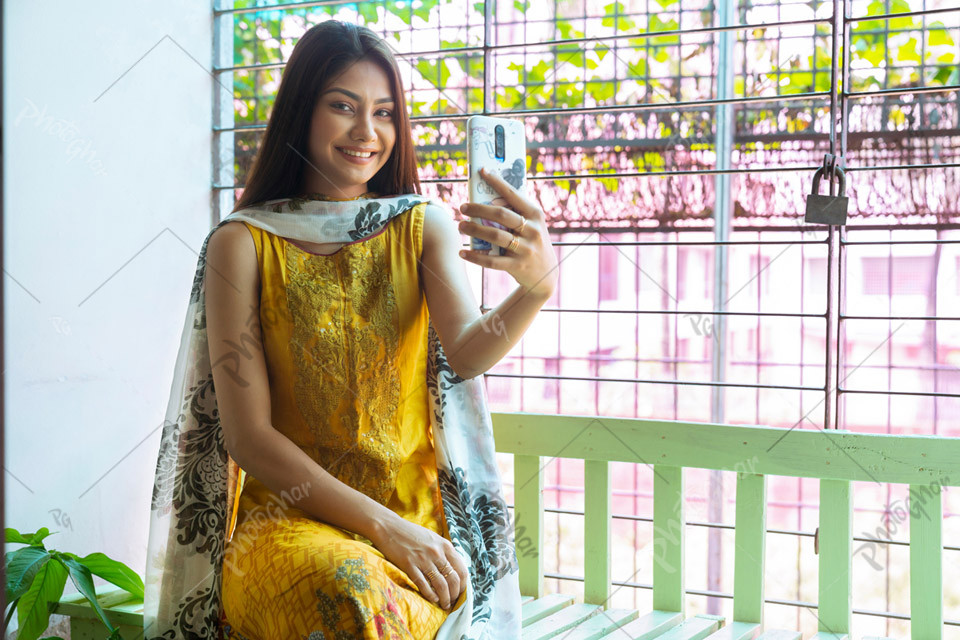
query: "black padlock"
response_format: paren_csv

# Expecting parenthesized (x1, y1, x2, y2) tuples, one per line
(804, 164, 848, 225)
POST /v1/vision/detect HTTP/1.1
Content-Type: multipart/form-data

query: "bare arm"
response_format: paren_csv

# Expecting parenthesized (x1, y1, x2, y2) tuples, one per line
(205, 221, 398, 542)
(420, 203, 553, 380)
(205, 221, 468, 610)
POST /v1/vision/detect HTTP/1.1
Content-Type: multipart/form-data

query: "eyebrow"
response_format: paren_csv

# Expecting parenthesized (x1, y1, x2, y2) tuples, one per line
(322, 88, 394, 104)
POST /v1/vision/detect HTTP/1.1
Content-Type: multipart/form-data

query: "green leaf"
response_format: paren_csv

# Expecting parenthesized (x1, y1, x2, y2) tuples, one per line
(859, 40, 886, 66)
(527, 59, 551, 83)
(587, 78, 615, 103)
(895, 37, 921, 64)
(932, 65, 954, 85)
(15, 559, 68, 640)
(75, 552, 145, 600)
(556, 20, 584, 40)
(356, 3, 380, 25)
(6, 528, 53, 546)
(6, 547, 51, 603)
(649, 14, 680, 46)
(413, 0, 435, 22)
(627, 57, 647, 79)
(414, 58, 451, 92)
(927, 25, 955, 48)
(513, 0, 530, 11)
(601, 1, 638, 32)
(888, 0, 917, 29)
(59, 556, 117, 634)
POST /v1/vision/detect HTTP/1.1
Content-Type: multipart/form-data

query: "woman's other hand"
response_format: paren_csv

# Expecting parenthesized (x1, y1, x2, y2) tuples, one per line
(456, 167, 559, 299)
(370, 515, 469, 611)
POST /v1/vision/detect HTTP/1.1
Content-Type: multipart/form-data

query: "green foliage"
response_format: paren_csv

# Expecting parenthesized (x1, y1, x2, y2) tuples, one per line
(228, 0, 958, 190)
(4, 527, 142, 640)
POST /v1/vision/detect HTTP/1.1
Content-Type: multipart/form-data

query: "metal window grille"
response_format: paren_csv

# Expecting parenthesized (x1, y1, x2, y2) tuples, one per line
(212, 0, 960, 635)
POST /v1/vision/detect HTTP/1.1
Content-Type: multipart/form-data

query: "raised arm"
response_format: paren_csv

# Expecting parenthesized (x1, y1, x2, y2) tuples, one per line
(420, 194, 557, 380)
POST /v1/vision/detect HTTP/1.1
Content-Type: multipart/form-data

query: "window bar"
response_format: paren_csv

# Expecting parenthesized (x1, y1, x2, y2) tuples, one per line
(709, 0, 735, 612)
(213, 0, 235, 224)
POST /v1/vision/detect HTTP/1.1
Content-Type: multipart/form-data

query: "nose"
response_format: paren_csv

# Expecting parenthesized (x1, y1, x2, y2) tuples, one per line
(352, 110, 376, 142)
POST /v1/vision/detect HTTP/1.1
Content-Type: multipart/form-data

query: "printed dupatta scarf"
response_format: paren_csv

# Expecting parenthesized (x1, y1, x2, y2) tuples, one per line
(143, 193, 522, 639)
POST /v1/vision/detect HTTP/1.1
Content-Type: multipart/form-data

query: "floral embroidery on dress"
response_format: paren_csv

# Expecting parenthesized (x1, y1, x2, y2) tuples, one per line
(309, 556, 418, 639)
(284, 223, 403, 506)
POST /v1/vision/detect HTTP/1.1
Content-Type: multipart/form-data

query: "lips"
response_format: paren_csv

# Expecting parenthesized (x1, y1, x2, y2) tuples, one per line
(337, 147, 377, 158)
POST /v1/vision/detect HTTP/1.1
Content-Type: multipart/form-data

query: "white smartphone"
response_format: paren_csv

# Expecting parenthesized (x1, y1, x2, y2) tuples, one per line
(465, 115, 527, 256)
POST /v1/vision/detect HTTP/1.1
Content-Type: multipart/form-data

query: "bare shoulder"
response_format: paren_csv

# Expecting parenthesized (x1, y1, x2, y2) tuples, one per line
(206, 221, 258, 276)
(207, 220, 254, 257)
(420, 202, 460, 259)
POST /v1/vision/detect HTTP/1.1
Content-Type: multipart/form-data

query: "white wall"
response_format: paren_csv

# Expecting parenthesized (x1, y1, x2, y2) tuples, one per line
(4, 0, 212, 633)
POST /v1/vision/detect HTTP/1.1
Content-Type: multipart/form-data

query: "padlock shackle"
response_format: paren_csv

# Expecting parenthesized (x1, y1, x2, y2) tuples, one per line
(811, 164, 846, 196)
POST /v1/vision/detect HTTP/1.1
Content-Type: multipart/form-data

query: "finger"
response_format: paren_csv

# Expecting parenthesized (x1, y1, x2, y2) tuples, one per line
(446, 548, 470, 602)
(478, 168, 538, 219)
(428, 568, 451, 609)
(460, 202, 513, 224)
(461, 219, 515, 249)
(442, 573, 460, 609)
(458, 249, 514, 268)
(410, 566, 440, 605)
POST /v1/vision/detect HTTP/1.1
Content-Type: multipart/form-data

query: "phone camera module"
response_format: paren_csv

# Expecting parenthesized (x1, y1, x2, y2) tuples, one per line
(494, 125, 505, 160)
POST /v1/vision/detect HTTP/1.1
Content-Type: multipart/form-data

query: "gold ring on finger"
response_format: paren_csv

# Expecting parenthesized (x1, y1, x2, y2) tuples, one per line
(439, 564, 455, 577)
(425, 568, 441, 582)
(507, 234, 520, 253)
(512, 217, 527, 235)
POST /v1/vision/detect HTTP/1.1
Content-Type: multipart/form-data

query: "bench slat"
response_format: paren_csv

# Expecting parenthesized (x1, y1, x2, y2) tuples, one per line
(522, 603, 602, 640)
(733, 473, 766, 624)
(756, 630, 801, 640)
(653, 614, 725, 640)
(515, 453, 545, 599)
(521, 593, 575, 627)
(653, 466, 685, 613)
(818, 478, 852, 634)
(560, 608, 639, 640)
(584, 459, 611, 606)
(596, 610, 684, 640)
(910, 483, 943, 639)
(705, 621, 761, 640)
(52, 585, 143, 627)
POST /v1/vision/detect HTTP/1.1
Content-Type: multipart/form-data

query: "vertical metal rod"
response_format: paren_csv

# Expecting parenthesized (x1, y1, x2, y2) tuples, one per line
(482, 0, 493, 115)
(707, 0, 736, 615)
(829, 0, 842, 157)
(212, 0, 236, 224)
(824, 0, 845, 430)
(835, 0, 851, 431)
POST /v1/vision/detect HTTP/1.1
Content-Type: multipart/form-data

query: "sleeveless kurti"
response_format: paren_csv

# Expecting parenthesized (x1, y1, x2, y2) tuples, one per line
(220, 196, 457, 639)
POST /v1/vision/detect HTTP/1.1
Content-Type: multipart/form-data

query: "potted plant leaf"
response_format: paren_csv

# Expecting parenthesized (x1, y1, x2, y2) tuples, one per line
(5, 527, 144, 640)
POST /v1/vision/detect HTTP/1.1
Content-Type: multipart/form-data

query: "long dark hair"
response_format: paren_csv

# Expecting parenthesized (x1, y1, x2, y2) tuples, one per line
(232, 20, 420, 211)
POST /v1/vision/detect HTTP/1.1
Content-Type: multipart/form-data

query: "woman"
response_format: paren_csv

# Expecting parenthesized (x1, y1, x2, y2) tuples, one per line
(144, 19, 557, 640)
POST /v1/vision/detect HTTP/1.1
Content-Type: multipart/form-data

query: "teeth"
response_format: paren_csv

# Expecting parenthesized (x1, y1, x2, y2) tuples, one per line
(340, 148, 374, 158)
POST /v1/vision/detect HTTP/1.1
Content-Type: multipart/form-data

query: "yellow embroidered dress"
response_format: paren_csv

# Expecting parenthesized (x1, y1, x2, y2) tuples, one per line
(220, 193, 454, 639)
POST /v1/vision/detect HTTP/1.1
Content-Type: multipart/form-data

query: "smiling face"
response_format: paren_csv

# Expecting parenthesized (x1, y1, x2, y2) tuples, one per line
(301, 58, 397, 199)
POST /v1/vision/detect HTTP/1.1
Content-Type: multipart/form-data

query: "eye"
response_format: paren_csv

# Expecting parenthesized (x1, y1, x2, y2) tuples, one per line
(376, 108, 393, 118)
(331, 102, 352, 112)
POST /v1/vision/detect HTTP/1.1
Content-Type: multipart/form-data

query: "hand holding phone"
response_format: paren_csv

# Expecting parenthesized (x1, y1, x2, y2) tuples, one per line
(465, 115, 527, 256)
